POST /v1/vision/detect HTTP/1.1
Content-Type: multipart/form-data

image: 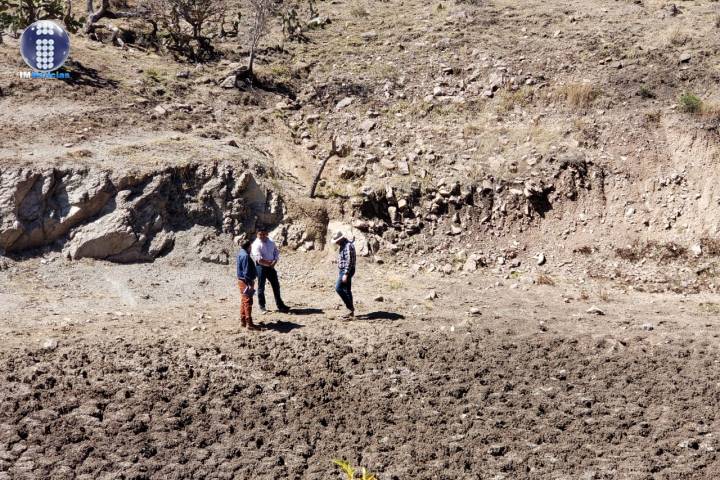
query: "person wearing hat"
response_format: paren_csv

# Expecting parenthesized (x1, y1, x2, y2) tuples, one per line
(236, 239, 259, 331)
(251, 226, 290, 314)
(332, 230, 356, 319)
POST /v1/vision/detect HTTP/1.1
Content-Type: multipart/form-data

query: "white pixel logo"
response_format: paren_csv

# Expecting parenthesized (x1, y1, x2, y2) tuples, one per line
(19, 20, 71, 73)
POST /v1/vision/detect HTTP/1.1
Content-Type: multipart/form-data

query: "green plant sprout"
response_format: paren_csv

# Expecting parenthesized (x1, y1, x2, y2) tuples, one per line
(333, 459, 378, 480)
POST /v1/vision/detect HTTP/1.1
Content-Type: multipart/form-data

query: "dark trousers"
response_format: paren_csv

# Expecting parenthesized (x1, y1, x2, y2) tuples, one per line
(257, 265, 284, 310)
(335, 271, 354, 311)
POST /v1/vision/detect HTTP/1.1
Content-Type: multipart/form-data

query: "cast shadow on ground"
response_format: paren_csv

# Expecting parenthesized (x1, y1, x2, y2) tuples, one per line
(61, 60, 119, 89)
(287, 308, 324, 316)
(356, 311, 405, 321)
(260, 320, 303, 333)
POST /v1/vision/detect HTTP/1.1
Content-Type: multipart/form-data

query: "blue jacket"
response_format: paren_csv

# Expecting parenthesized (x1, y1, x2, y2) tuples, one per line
(236, 249, 257, 283)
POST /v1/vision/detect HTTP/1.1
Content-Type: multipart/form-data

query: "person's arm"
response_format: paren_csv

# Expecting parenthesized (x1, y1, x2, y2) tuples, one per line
(339, 245, 349, 280)
(250, 241, 262, 264)
(247, 258, 256, 287)
(237, 253, 246, 280)
(348, 244, 356, 272)
(271, 243, 279, 267)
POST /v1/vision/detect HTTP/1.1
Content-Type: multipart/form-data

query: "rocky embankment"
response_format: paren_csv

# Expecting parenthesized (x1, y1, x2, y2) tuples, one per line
(0, 154, 602, 266)
(0, 164, 283, 262)
(345, 156, 603, 260)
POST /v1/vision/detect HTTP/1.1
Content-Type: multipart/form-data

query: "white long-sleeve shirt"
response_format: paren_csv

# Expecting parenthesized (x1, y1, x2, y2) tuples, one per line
(251, 238, 280, 266)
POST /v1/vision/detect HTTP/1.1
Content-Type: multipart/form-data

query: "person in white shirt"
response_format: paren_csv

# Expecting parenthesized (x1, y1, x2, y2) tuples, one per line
(250, 226, 290, 314)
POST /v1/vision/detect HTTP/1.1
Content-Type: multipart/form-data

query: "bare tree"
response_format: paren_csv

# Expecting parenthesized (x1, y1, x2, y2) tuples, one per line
(85, 0, 140, 34)
(0, 0, 6, 44)
(145, 0, 225, 60)
(246, 0, 271, 76)
(309, 137, 351, 198)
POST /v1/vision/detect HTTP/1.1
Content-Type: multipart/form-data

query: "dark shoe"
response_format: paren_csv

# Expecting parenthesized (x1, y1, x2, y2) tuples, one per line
(340, 310, 355, 320)
(278, 305, 290, 313)
(240, 317, 248, 328)
(246, 320, 260, 331)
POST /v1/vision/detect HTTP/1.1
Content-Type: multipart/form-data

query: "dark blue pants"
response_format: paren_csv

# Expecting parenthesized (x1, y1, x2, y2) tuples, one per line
(335, 271, 354, 311)
(257, 265, 285, 310)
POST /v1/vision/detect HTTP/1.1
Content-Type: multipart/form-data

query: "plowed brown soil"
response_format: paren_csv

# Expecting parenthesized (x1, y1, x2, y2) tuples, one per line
(2, 254, 720, 479)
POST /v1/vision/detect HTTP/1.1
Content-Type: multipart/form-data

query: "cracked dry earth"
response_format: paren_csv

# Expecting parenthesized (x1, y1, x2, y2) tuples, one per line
(2, 255, 720, 479)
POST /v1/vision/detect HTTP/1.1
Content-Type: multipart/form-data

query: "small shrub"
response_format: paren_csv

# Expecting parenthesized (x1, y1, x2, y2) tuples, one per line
(638, 86, 655, 99)
(574, 245, 593, 255)
(644, 110, 662, 124)
(666, 26, 690, 46)
(144, 68, 163, 82)
(679, 92, 702, 113)
(0, 0, 79, 33)
(616, 241, 687, 263)
(350, 2, 369, 18)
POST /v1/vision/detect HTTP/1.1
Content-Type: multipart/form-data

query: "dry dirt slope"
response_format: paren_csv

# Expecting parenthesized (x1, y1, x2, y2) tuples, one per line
(3, 0, 720, 283)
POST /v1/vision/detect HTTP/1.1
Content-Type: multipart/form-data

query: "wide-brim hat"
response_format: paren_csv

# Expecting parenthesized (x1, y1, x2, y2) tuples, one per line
(331, 231, 346, 244)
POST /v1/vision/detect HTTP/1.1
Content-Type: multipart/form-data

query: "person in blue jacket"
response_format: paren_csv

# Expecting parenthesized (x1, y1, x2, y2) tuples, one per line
(236, 239, 258, 331)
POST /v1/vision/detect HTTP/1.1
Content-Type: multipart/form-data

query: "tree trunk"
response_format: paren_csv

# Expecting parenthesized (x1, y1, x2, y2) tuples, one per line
(309, 137, 337, 198)
(86, 0, 139, 34)
(247, 46, 255, 75)
(63, 0, 73, 28)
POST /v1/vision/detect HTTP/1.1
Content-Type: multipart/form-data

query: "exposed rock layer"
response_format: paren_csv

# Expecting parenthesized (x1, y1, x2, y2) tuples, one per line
(0, 164, 283, 262)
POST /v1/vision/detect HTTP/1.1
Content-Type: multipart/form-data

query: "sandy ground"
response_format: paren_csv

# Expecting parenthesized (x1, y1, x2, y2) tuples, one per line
(2, 254, 720, 479)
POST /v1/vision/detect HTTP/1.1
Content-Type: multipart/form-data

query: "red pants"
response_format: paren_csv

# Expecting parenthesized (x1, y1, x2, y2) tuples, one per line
(238, 280, 253, 325)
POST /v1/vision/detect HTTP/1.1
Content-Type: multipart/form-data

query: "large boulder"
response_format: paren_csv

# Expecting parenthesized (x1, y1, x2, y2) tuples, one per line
(0, 168, 115, 252)
(65, 208, 138, 260)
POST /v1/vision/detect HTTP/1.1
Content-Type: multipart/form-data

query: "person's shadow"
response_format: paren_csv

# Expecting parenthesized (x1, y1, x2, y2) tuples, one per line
(260, 320, 303, 333)
(356, 311, 405, 321)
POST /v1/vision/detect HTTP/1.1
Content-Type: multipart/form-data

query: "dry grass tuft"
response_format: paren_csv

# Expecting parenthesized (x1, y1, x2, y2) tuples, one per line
(596, 288, 610, 302)
(536, 274, 555, 286)
(665, 26, 691, 46)
(561, 83, 599, 109)
(497, 86, 534, 113)
(700, 237, 720, 256)
(350, 2, 369, 18)
(699, 302, 720, 315)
